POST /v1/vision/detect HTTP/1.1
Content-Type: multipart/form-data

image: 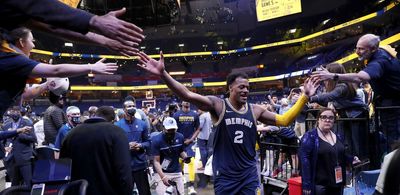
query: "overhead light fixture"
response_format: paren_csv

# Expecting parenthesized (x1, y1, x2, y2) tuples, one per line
(155, 47, 160, 50)
(178, 43, 184, 47)
(244, 37, 251, 42)
(64, 42, 73, 47)
(202, 44, 208, 47)
(289, 28, 297, 33)
(307, 55, 318, 60)
(140, 46, 146, 49)
(322, 19, 330, 25)
(377, 0, 385, 4)
(217, 41, 223, 45)
(169, 71, 185, 75)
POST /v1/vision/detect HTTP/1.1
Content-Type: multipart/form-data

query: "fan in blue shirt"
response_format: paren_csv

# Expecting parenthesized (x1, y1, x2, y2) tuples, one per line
(54, 106, 81, 150)
(151, 117, 190, 195)
(114, 99, 151, 195)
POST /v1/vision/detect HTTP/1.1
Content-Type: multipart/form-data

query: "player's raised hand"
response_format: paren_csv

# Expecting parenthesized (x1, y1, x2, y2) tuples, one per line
(137, 51, 165, 77)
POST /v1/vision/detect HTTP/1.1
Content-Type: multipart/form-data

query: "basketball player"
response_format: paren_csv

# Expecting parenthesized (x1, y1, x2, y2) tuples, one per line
(137, 51, 319, 194)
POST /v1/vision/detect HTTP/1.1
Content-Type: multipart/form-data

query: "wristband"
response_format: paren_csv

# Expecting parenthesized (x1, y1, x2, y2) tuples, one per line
(333, 74, 339, 81)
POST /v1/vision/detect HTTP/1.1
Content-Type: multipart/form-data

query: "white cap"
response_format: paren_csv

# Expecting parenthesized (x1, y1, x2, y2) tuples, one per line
(47, 77, 70, 96)
(163, 117, 178, 130)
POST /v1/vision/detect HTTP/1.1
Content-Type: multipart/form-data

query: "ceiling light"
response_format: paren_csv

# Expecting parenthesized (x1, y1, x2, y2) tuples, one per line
(217, 41, 223, 45)
(155, 47, 160, 50)
(289, 28, 297, 33)
(244, 37, 251, 42)
(169, 71, 185, 75)
(64, 42, 73, 47)
(322, 19, 330, 25)
(140, 46, 146, 49)
(178, 43, 184, 47)
(307, 55, 318, 60)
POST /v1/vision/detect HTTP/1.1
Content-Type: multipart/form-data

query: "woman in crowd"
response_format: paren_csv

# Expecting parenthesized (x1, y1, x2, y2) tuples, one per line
(309, 63, 368, 159)
(300, 108, 359, 195)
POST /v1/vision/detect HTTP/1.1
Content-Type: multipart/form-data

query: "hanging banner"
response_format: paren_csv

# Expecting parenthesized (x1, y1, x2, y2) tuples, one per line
(256, 0, 302, 22)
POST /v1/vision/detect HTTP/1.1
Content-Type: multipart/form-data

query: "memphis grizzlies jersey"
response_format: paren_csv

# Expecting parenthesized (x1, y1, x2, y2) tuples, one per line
(213, 98, 258, 179)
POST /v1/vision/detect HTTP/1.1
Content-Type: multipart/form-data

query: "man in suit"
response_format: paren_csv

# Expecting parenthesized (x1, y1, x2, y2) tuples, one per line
(2, 106, 36, 186)
(0, 118, 31, 191)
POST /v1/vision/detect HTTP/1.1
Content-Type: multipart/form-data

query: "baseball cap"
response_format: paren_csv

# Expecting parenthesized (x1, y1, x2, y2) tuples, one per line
(163, 117, 178, 130)
(47, 77, 70, 96)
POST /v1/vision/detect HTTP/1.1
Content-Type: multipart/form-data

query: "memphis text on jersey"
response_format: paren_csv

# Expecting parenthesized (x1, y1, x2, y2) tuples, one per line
(225, 117, 253, 128)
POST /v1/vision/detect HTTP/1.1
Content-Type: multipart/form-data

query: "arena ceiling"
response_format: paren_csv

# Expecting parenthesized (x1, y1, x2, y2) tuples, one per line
(30, 0, 399, 93)
(34, 0, 390, 53)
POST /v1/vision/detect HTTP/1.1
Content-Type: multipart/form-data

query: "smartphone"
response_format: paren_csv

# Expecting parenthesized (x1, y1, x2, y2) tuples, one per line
(31, 183, 45, 195)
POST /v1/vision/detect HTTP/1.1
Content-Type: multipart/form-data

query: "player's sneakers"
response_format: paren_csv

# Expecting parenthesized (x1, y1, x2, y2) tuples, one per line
(188, 186, 197, 195)
(261, 170, 271, 177)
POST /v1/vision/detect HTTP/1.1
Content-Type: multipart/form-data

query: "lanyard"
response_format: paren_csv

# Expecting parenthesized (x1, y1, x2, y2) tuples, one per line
(318, 128, 334, 145)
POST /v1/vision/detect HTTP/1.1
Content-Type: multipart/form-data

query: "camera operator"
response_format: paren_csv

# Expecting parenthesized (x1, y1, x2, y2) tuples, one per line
(151, 117, 190, 195)
(167, 103, 179, 117)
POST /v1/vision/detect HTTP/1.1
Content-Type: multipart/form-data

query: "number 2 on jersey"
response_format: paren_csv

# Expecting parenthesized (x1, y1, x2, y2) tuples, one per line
(234, 130, 243, 144)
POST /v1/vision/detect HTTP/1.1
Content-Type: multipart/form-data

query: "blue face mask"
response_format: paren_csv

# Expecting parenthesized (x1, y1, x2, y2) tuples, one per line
(71, 116, 81, 124)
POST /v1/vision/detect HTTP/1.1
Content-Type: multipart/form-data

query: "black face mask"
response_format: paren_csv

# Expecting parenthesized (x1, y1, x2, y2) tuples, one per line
(164, 132, 176, 145)
(127, 108, 136, 116)
(71, 116, 81, 125)
(57, 103, 64, 109)
(10, 114, 20, 122)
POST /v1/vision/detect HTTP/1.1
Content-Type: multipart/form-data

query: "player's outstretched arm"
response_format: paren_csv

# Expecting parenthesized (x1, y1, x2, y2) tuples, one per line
(255, 78, 319, 126)
(137, 51, 220, 112)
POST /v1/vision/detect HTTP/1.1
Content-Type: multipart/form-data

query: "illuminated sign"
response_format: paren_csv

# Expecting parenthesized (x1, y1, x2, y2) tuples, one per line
(59, 0, 80, 8)
(256, 0, 302, 22)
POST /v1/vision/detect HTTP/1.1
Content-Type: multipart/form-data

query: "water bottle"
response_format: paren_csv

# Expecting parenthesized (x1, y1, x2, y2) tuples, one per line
(287, 163, 292, 179)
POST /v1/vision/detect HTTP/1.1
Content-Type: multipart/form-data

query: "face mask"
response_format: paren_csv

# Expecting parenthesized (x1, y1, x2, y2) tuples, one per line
(127, 108, 136, 116)
(57, 103, 64, 109)
(164, 132, 176, 145)
(71, 116, 81, 125)
(10, 114, 20, 121)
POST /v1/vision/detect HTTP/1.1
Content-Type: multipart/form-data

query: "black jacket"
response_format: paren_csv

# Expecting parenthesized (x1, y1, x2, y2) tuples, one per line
(60, 118, 133, 195)
(43, 105, 67, 145)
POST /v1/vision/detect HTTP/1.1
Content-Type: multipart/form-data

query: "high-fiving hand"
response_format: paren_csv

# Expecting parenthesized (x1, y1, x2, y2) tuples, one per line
(137, 51, 165, 76)
(303, 77, 320, 97)
(311, 66, 334, 81)
(89, 8, 145, 56)
(91, 58, 118, 75)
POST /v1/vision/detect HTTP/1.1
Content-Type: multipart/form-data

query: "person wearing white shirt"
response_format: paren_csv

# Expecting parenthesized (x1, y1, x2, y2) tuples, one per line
(197, 110, 212, 170)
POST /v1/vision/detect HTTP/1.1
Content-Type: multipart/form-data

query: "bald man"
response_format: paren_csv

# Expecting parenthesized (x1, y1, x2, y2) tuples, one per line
(313, 34, 400, 152)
